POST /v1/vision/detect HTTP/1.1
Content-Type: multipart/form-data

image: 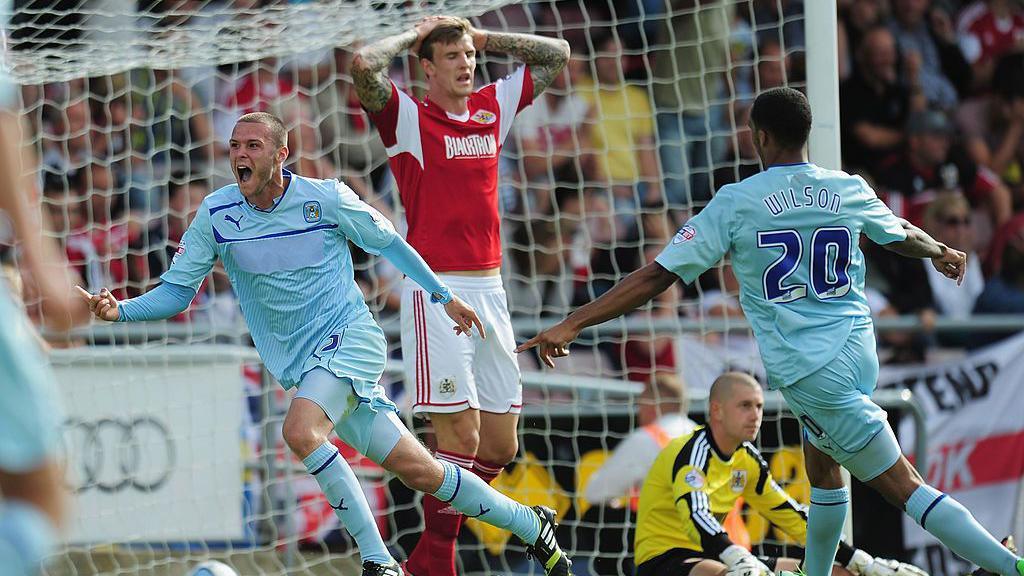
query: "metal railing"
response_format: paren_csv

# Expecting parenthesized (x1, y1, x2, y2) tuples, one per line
(49, 313, 1024, 344)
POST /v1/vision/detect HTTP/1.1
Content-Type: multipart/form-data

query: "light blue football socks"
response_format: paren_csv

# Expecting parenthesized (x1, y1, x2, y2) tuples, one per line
(432, 459, 540, 543)
(907, 484, 1020, 575)
(804, 486, 849, 576)
(304, 441, 391, 565)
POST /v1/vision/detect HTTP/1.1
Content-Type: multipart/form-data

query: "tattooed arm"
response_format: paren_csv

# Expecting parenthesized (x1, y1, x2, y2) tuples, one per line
(479, 31, 570, 99)
(351, 30, 418, 112)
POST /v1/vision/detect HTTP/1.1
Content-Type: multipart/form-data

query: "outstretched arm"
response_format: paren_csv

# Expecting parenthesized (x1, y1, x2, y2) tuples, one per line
(515, 262, 677, 367)
(480, 31, 570, 98)
(882, 219, 967, 285)
(77, 282, 195, 322)
(351, 30, 417, 112)
(377, 237, 485, 339)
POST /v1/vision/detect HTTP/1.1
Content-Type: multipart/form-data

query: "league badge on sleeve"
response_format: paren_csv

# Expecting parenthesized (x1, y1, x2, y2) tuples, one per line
(673, 225, 696, 244)
(303, 201, 322, 223)
(172, 240, 186, 264)
(684, 469, 705, 489)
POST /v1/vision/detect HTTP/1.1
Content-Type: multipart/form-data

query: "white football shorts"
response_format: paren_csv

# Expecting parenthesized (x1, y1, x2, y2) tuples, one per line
(401, 274, 522, 416)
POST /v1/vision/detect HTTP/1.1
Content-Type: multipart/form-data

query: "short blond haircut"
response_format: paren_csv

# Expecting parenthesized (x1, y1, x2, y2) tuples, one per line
(236, 112, 287, 148)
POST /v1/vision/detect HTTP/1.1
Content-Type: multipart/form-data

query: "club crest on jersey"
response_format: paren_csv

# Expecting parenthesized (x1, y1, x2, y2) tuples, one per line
(730, 470, 747, 493)
(303, 201, 322, 223)
(470, 109, 497, 124)
(439, 377, 456, 396)
(673, 225, 696, 244)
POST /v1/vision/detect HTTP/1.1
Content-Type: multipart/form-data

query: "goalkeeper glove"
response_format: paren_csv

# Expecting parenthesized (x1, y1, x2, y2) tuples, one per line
(721, 544, 773, 576)
(847, 549, 930, 576)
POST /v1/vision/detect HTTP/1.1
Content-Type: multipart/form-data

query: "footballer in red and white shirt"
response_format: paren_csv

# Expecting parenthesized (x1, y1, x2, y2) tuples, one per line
(353, 16, 569, 576)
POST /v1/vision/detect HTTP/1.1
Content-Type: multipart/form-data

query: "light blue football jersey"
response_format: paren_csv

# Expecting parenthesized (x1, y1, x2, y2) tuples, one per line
(162, 170, 398, 390)
(0, 290, 62, 471)
(656, 163, 907, 388)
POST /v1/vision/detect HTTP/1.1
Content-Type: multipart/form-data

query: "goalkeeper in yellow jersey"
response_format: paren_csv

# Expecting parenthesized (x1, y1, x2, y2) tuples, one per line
(635, 373, 927, 576)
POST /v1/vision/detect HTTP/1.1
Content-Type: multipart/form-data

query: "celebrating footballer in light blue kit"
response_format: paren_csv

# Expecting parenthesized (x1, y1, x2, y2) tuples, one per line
(79, 112, 573, 576)
(519, 88, 1023, 576)
(158, 167, 399, 396)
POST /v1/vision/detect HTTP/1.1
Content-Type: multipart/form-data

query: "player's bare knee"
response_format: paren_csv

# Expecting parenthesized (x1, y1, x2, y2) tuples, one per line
(804, 443, 843, 489)
(442, 421, 481, 455)
(494, 444, 519, 467)
(282, 419, 325, 459)
(479, 438, 518, 467)
(397, 458, 444, 493)
(431, 410, 482, 456)
(868, 457, 923, 508)
(805, 456, 841, 487)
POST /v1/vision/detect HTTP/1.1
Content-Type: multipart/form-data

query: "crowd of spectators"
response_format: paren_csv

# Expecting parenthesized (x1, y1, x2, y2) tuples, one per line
(5, 0, 1024, 377)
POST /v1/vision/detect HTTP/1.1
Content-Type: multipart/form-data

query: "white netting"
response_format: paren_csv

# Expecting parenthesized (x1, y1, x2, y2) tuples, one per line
(1, 1, 834, 575)
(4, 1, 520, 84)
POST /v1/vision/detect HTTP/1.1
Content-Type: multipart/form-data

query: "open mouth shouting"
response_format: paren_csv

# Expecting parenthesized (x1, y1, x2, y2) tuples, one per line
(236, 165, 253, 183)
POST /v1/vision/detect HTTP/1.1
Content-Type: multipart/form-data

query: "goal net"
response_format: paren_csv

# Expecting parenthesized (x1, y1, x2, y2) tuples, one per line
(1, 1, 825, 575)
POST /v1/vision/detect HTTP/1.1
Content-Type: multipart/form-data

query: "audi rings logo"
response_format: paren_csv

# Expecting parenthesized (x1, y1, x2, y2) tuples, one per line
(59, 417, 177, 494)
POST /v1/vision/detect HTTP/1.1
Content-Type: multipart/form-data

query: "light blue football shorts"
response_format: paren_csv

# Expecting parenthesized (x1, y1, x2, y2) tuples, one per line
(0, 309, 62, 472)
(777, 318, 902, 481)
(295, 367, 411, 465)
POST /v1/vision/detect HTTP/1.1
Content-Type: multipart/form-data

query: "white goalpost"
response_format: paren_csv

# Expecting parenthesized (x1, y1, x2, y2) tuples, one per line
(0, 1, 887, 575)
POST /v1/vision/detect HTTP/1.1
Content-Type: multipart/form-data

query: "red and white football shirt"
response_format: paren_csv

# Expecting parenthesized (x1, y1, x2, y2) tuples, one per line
(957, 1, 1024, 65)
(367, 66, 534, 271)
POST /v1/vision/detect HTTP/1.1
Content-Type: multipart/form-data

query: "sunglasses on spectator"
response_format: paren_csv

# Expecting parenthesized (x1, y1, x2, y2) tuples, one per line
(942, 215, 970, 227)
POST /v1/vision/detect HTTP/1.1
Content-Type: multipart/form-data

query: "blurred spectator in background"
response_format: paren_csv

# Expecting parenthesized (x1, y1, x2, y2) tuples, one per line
(312, 47, 390, 188)
(584, 372, 695, 507)
(508, 186, 586, 316)
(838, 0, 889, 81)
(514, 56, 597, 193)
(64, 163, 131, 298)
(617, 284, 683, 384)
(876, 109, 1012, 239)
(215, 57, 298, 147)
(887, 0, 970, 111)
(973, 213, 1024, 346)
(923, 192, 986, 318)
(840, 25, 925, 176)
(750, 0, 804, 50)
(958, 52, 1024, 208)
(582, 32, 661, 217)
(754, 38, 788, 91)
(955, 0, 1024, 93)
(130, 67, 216, 174)
(40, 90, 96, 173)
(281, 97, 335, 180)
(712, 101, 760, 190)
(651, 0, 733, 207)
(165, 175, 209, 251)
